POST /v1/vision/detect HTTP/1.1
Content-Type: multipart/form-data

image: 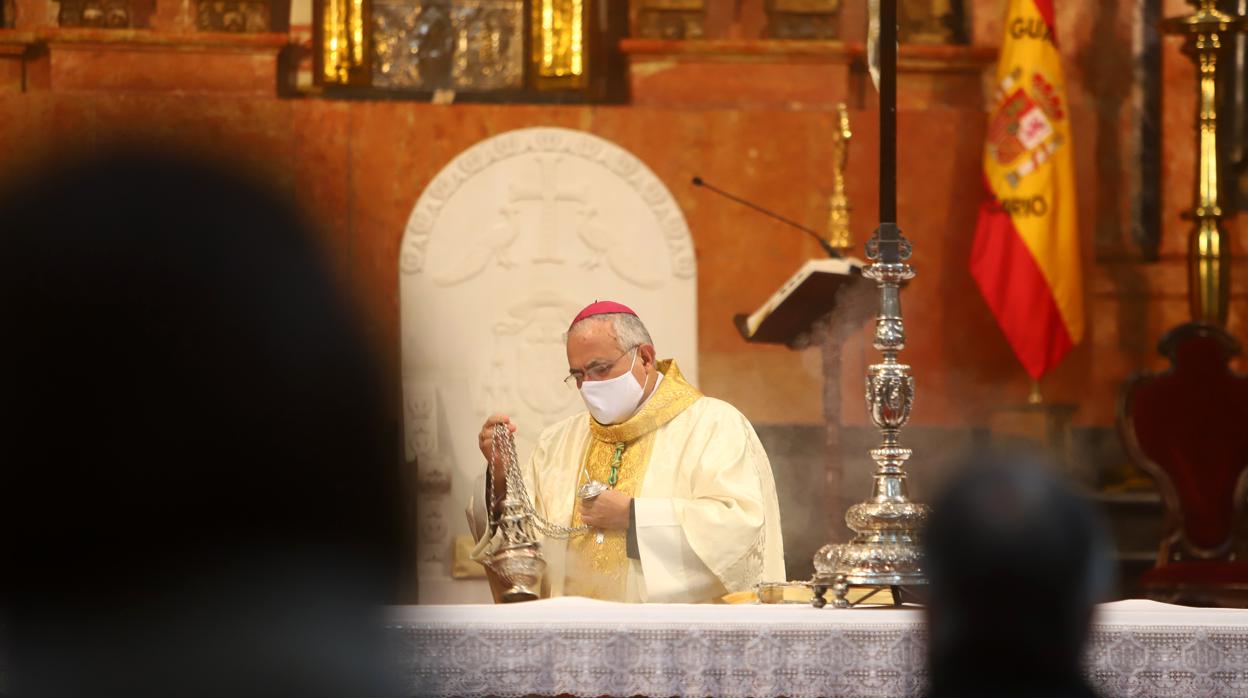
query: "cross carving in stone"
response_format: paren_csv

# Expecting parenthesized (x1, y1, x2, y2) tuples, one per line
(508, 156, 589, 264)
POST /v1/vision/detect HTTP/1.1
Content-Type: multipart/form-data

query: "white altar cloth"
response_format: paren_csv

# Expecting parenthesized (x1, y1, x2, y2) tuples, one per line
(390, 597, 1248, 698)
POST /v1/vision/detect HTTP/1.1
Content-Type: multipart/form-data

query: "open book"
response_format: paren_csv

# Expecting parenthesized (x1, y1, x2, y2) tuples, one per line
(734, 257, 866, 344)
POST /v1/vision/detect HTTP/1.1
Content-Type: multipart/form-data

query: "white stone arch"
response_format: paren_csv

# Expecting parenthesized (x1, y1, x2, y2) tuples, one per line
(399, 127, 697, 603)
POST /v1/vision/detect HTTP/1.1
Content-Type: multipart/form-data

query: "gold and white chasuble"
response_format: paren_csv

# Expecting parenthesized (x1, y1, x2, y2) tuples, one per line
(523, 360, 786, 603)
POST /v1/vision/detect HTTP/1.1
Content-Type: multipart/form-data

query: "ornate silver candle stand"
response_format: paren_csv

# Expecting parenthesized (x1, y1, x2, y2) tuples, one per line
(811, 234, 929, 608)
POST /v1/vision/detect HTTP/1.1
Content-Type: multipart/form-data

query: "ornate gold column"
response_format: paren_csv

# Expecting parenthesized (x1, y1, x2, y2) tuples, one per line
(532, 0, 586, 90)
(826, 103, 853, 252)
(1164, 1, 1244, 325)
(320, 0, 366, 85)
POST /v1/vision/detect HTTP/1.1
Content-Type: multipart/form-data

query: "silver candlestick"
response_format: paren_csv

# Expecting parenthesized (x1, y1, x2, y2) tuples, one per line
(811, 233, 929, 608)
(809, 0, 929, 609)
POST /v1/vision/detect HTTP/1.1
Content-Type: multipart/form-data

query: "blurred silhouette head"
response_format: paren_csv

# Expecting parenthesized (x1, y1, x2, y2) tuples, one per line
(923, 451, 1113, 698)
(0, 149, 402, 698)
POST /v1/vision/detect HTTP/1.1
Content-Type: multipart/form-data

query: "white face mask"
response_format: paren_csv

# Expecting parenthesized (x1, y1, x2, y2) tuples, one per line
(579, 349, 645, 425)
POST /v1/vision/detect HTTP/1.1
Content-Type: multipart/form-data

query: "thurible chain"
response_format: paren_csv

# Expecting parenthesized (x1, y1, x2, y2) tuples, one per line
(490, 423, 593, 539)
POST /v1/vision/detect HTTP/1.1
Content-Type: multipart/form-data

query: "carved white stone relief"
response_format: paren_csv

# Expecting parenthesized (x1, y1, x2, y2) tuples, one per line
(401, 128, 697, 284)
(508, 156, 586, 265)
(402, 382, 437, 462)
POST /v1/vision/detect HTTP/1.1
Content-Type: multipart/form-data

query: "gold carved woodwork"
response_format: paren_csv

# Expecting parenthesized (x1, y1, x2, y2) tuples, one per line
(765, 0, 841, 40)
(531, 0, 586, 89)
(1164, 0, 1242, 325)
(321, 0, 368, 84)
(372, 1, 524, 91)
(827, 103, 853, 252)
(1, 0, 13, 28)
(323, 0, 608, 94)
(634, 0, 704, 40)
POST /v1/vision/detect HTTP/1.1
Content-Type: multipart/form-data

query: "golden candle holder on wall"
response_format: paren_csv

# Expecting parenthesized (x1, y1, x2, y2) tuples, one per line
(1164, 0, 1246, 326)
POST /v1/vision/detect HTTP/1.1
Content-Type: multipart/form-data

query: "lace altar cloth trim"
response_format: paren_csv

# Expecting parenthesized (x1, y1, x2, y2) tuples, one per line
(390, 599, 1248, 698)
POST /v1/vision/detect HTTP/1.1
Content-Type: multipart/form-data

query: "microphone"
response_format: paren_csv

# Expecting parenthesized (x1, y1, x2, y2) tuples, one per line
(691, 176, 843, 259)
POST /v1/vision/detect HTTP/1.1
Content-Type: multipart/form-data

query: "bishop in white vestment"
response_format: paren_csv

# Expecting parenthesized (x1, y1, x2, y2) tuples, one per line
(475, 301, 785, 603)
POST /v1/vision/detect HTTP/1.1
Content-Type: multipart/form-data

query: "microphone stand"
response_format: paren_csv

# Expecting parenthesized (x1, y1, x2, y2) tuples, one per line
(691, 177, 844, 259)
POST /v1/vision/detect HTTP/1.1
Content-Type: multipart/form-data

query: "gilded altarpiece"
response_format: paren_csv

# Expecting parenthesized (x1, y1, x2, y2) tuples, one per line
(530, 0, 586, 89)
(372, 0, 524, 91)
(321, 0, 369, 84)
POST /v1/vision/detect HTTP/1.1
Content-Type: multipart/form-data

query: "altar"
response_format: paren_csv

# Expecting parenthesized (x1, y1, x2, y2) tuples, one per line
(392, 598, 1248, 698)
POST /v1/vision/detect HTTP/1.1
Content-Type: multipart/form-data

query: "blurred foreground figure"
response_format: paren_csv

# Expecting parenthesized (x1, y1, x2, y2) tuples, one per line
(0, 151, 403, 698)
(924, 454, 1113, 698)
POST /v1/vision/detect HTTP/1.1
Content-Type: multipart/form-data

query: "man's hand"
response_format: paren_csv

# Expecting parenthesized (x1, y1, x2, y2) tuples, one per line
(579, 489, 631, 531)
(478, 414, 517, 482)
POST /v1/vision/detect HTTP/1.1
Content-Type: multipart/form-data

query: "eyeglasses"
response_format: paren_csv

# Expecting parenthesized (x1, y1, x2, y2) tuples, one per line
(564, 346, 639, 389)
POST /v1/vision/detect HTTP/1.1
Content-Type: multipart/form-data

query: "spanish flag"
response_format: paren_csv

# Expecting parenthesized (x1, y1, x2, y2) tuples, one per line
(971, 0, 1083, 380)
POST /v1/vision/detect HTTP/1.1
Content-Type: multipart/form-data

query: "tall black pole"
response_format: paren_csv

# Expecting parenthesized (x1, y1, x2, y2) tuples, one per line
(877, 0, 900, 264)
(880, 0, 897, 223)
(810, 0, 928, 611)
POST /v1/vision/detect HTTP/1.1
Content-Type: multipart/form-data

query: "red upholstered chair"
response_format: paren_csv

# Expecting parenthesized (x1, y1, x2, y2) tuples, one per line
(1118, 323, 1248, 606)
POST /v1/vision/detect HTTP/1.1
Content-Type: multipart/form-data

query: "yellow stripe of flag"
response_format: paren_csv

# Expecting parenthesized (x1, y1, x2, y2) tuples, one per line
(982, 0, 1084, 345)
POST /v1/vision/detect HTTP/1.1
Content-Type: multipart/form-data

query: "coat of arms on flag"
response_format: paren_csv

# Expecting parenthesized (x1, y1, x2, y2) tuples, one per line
(988, 68, 1068, 189)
